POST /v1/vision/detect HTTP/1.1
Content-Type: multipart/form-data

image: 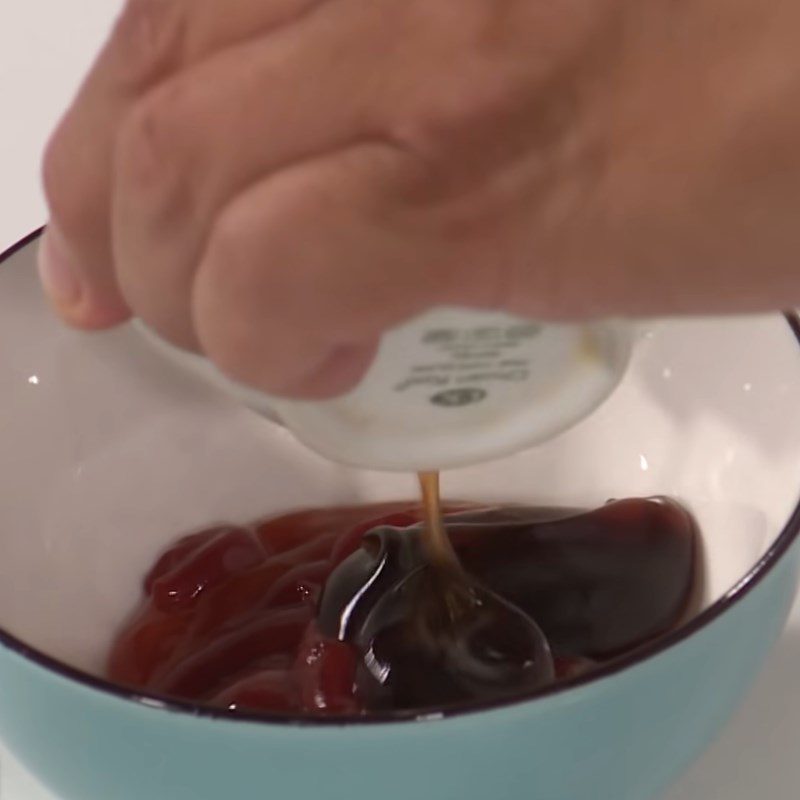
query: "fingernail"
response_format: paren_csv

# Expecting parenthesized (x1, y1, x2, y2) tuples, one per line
(37, 225, 82, 308)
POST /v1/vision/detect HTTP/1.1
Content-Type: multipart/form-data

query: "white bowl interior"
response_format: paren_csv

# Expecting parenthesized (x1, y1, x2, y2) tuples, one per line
(2, 236, 800, 677)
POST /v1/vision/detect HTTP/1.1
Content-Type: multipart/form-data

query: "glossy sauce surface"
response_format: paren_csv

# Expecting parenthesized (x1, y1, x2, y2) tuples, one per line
(107, 498, 699, 716)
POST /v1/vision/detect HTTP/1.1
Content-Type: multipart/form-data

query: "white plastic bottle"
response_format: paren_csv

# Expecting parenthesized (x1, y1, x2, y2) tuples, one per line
(139, 308, 632, 471)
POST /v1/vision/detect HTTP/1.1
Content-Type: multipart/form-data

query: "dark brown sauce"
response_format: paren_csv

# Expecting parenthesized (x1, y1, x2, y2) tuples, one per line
(340, 471, 555, 710)
(107, 496, 699, 715)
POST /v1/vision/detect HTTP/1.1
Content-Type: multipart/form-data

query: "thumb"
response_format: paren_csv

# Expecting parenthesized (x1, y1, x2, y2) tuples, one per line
(37, 223, 131, 330)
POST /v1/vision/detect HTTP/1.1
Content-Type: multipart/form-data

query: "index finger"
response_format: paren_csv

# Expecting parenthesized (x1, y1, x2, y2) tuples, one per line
(39, 0, 326, 329)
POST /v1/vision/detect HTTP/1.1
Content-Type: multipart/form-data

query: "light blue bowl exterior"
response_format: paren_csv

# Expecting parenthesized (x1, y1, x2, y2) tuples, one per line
(0, 535, 796, 800)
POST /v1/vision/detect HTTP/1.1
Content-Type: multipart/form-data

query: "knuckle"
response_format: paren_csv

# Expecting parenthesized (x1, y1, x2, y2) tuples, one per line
(393, 1, 562, 158)
(112, 0, 188, 86)
(422, 59, 520, 130)
(116, 87, 182, 196)
(399, 72, 519, 169)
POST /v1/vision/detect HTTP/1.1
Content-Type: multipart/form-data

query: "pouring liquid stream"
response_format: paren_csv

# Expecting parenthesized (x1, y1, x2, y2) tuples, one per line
(418, 471, 459, 568)
(396, 471, 554, 707)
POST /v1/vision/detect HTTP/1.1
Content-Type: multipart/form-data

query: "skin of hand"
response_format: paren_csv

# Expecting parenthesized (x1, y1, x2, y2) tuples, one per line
(38, 0, 800, 399)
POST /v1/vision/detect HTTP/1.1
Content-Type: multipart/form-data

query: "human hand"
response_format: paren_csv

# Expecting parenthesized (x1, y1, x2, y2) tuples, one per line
(39, 0, 800, 398)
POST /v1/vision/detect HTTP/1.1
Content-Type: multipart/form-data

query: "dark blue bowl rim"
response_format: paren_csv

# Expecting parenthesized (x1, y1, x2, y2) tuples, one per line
(2, 227, 799, 726)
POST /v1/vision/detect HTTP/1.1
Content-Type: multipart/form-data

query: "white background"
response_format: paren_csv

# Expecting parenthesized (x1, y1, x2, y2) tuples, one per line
(1, 2, 799, 798)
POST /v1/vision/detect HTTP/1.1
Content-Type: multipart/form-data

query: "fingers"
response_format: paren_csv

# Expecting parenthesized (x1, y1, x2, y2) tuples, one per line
(39, 0, 326, 329)
(111, 3, 387, 348)
(191, 142, 463, 399)
(36, 222, 130, 330)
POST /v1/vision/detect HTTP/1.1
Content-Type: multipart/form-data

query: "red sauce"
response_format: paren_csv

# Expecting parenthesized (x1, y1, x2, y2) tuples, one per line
(107, 498, 699, 715)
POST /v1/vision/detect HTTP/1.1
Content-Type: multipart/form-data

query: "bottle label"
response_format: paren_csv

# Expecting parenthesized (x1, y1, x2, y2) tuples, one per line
(364, 310, 586, 422)
(393, 322, 544, 406)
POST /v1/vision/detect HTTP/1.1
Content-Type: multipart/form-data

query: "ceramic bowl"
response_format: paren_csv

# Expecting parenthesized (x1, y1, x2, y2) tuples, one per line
(1, 230, 800, 800)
